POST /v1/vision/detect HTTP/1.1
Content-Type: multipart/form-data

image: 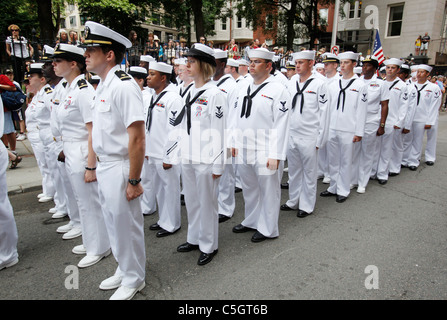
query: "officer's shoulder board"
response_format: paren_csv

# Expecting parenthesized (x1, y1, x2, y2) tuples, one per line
(77, 78, 88, 90)
(115, 70, 131, 81)
(44, 87, 53, 94)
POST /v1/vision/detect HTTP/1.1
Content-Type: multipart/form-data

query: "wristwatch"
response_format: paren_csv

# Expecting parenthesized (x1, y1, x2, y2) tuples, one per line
(128, 178, 141, 186)
(380, 123, 385, 128)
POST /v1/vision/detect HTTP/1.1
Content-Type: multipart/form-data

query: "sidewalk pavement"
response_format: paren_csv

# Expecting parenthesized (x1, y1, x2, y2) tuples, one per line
(6, 136, 43, 196)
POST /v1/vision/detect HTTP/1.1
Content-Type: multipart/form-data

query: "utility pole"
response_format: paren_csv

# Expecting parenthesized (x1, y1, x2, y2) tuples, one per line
(331, 0, 340, 48)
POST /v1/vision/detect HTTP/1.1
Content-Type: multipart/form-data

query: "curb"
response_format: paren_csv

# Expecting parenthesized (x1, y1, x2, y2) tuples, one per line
(8, 183, 42, 196)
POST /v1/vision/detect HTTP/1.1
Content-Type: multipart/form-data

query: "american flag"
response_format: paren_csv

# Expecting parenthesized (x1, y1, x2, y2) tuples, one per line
(372, 29, 385, 65)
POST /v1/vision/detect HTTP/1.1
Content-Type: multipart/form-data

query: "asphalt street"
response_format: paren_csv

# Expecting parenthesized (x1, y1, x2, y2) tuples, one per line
(1, 113, 447, 302)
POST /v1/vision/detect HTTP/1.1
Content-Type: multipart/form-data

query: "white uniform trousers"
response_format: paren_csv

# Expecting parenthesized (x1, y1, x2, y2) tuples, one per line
(52, 139, 81, 227)
(64, 141, 110, 256)
(401, 129, 414, 167)
(218, 159, 236, 218)
(39, 127, 63, 210)
(389, 129, 405, 174)
(327, 129, 355, 197)
(375, 126, 394, 181)
(352, 129, 379, 188)
(147, 157, 181, 233)
(425, 122, 438, 162)
(28, 130, 54, 197)
(140, 158, 157, 215)
(96, 159, 146, 288)
(408, 122, 427, 167)
(181, 163, 219, 254)
(238, 149, 281, 238)
(285, 136, 318, 213)
(317, 144, 330, 180)
(0, 144, 18, 268)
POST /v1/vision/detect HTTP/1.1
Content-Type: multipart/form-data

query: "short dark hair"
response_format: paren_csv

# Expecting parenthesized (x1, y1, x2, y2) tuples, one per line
(100, 45, 125, 65)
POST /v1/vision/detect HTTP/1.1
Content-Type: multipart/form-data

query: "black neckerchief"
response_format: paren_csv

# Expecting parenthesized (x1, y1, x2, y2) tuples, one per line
(240, 82, 269, 118)
(337, 78, 356, 112)
(173, 89, 206, 134)
(146, 91, 168, 132)
(415, 83, 428, 106)
(292, 78, 314, 113)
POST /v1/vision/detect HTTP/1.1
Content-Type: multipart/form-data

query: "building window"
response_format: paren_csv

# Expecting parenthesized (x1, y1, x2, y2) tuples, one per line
(80, 15, 87, 26)
(222, 18, 227, 31)
(237, 15, 243, 29)
(152, 13, 161, 25)
(69, 16, 77, 27)
(358, 1, 362, 18)
(349, 1, 355, 19)
(266, 14, 273, 30)
(387, 4, 404, 37)
(60, 19, 66, 29)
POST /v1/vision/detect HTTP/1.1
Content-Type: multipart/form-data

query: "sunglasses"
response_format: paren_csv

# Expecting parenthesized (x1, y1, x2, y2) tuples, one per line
(11, 29, 19, 32)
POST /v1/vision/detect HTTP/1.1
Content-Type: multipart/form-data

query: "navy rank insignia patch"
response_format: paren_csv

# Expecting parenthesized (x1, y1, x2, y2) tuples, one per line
(115, 70, 131, 81)
(279, 101, 288, 113)
(44, 87, 53, 94)
(215, 106, 223, 118)
(77, 79, 88, 89)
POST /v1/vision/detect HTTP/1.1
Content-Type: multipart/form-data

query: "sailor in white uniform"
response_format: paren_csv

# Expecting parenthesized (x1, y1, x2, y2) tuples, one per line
(174, 43, 226, 266)
(145, 62, 183, 237)
(281, 50, 329, 217)
(318, 53, 340, 184)
(83, 21, 146, 300)
(231, 48, 291, 242)
(320, 51, 368, 203)
(53, 44, 112, 268)
(211, 50, 239, 223)
(351, 55, 389, 193)
(0, 98, 19, 271)
(405, 64, 441, 170)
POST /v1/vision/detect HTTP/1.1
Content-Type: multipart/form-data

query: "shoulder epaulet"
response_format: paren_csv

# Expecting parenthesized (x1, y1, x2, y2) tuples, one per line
(62, 81, 68, 88)
(44, 87, 53, 94)
(77, 78, 88, 89)
(115, 70, 131, 81)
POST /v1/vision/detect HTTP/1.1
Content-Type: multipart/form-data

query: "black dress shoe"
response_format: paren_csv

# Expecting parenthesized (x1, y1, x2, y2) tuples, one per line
(297, 209, 312, 218)
(401, 164, 408, 168)
(336, 195, 347, 203)
(234, 187, 243, 193)
(180, 195, 185, 206)
(409, 166, 417, 171)
(281, 182, 289, 189)
(218, 214, 231, 223)
(156, 227, 180, 238)
(378, 179, 388, 185)
(232, 224, 255, 233)
(177, 242, 199, 252)
(251, 231, 268, 243)
(389, 172, 399, 177)
(280, 204, 294, 211)
(149, 223, 162, 231)
(425, 161, 434, 166)
(197, 249, 218, 266)
(320, 190, 336, 197)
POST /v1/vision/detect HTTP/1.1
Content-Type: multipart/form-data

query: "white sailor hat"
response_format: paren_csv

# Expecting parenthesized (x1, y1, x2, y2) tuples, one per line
(286, 61, 295, 69)
(338, 51, 359, 61)
(315, 63, 324, 69)
(173, 59, 181, 65)
(238, 59, 250, 66)
(322, 53, 339, 63)
(177, 58, 187, 65)
(149, 61, 173, 74)
(417, 64, 433, 73)
(248, 48, 274, 61)
(140, 55, 156, 63)
(273, 55, 280, 62)
(52, 43, 86, 64)
(128, 66, 148, 78)
(380, 66, 386, 72)
(82, 21, 132, 52)
(384, 58, 403, 67)
(293, 50, 315, 61)
(29, 63, 45, 74)
(214, 49, 228, 60)
(410, 65, 419, 71)
(41, 45, 55, 61)
(400, 64, 410, 70)
(280, 67, 287, 73)
(226, 58, 239, 67)
(184, 43, 216, 67)
(354, 66, 363, 74)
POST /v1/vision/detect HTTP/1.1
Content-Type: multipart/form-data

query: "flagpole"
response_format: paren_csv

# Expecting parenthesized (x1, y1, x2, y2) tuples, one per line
(331, 0, 340, 48)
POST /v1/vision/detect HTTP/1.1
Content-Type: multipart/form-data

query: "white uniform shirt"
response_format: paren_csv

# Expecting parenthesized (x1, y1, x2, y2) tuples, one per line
(385, 78, 409, 128)
(327, 75, 368, 137)
(34, 84, 54, 129)
(51, 80, 68, 138)
(178, 81, 194, 99)
(25, 95, 40, 133)
(272, 69, 289, 87)
(145, 83, 183, 163)
(58, 75, 95, 141)
(412, 81, 442, 125)
(361, 75, 390, 126)
(287, 74, 330, 148)
(232, 75, 291, 160)
(92, 65, 145, 158)
(177, 81, 226, 175)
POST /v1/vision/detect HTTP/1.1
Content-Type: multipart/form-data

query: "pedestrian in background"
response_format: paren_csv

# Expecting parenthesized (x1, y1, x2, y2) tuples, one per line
(5, 24, 34, 83)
